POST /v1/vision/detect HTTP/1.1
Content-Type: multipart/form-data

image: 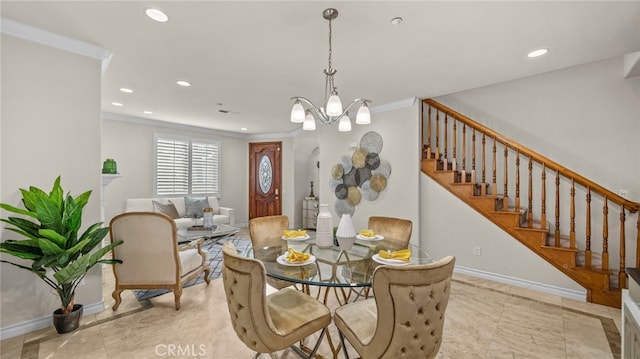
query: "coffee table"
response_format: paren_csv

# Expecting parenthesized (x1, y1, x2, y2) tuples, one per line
(177, 223, 239, 244)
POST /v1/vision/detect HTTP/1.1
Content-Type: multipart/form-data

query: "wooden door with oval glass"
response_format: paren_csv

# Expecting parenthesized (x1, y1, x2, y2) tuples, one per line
(249, 141, 282, 219)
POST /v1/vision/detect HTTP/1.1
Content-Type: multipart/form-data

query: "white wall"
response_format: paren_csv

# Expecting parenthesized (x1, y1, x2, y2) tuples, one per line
(317, 102, 421, 242)
(101, 119, 249, 226)
(1, 35, 103, 332)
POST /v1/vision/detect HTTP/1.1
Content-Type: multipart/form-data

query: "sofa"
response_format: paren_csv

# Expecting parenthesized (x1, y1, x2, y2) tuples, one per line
(125, 196, 235, 229)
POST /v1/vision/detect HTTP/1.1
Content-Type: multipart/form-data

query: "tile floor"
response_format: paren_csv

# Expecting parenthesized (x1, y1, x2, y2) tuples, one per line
(0, 258, 622, 359)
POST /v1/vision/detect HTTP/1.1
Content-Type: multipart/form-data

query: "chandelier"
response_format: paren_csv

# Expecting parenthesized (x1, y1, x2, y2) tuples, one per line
(290, 8, 371, 132)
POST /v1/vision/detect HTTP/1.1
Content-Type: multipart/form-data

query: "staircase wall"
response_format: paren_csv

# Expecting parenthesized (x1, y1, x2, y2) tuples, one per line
(433, 55, 640, 203)
(420, 172, 586, 298)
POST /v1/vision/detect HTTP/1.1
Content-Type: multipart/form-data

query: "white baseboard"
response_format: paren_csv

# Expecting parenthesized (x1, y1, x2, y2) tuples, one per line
(0, 300, 105, 340)
(454, 265, 587, 302)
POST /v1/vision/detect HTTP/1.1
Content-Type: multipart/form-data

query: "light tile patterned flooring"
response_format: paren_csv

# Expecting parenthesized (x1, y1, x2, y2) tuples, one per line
(1, 257, 622, 358)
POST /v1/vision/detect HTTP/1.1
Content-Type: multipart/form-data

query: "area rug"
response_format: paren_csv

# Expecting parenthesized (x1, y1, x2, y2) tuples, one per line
(133, 235, 252, 301)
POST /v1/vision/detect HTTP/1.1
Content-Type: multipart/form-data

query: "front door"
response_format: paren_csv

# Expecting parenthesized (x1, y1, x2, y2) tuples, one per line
(249, 141, 282, 219)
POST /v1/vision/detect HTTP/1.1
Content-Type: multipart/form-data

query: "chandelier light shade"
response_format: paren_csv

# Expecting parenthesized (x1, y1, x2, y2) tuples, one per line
(290, 8, 371, 132)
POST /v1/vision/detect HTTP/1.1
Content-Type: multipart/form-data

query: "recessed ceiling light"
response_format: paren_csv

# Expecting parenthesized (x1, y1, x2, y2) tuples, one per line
(111, 102, 123, 107)
(391, 17, 403, 25)
(145, 8, 168, 22)
(143, 111, 153, 115)
(240, 127, 248, 131)
(527, 48, 548, 58)
(119, 88, 133, 93)
(176, 80, 191, 87)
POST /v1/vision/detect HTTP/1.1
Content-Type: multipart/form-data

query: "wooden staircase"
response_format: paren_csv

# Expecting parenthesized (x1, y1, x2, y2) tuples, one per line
(421, 99, 640, 308)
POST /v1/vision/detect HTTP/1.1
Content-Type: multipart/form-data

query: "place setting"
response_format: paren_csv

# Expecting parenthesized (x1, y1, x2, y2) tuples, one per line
(282, 229, 311, 241)
(276, 247, 316, 266)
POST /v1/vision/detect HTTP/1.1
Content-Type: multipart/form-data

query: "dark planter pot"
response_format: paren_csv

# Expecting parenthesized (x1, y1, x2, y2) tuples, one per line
(52, 304, 83, 334)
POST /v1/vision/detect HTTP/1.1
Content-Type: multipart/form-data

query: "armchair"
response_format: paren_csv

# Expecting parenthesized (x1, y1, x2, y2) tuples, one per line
(109, 212, 211, 310)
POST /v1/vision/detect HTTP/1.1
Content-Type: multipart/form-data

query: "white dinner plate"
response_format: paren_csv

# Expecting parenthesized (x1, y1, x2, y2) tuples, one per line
(356, 234, 384, 241)
(281, 234, 311, 241)
(276, 254, 316, 266)
(371, 253, 411, 266)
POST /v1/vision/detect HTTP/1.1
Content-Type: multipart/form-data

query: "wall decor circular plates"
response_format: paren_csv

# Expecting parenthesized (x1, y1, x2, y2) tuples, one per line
(330, 131, 391, 215)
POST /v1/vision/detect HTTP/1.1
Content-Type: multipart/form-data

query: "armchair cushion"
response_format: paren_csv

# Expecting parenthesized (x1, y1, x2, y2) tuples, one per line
(179, 248, 206, 275)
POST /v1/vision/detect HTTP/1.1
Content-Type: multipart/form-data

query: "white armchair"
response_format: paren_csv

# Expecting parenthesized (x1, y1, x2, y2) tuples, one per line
(109, 211, 211, 310)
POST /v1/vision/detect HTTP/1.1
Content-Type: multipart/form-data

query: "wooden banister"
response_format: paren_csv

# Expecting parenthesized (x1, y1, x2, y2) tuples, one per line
(423, 99, 640, 213)
(421, 98, 639, 306)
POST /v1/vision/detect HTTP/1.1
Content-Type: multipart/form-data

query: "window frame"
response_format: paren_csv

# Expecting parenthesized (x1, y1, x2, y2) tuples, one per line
(153, 133, 222, 198)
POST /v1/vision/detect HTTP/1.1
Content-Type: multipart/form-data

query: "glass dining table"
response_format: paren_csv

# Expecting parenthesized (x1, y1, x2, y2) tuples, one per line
(247, 233, 433, 303)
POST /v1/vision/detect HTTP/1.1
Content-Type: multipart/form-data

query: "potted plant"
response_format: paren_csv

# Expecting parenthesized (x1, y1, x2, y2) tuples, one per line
(0, 176, 123, 334)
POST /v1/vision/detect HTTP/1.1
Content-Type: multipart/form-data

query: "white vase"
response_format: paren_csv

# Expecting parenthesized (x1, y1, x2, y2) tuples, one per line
(316, 204, 333, 248)
(336, 214, 356, 250)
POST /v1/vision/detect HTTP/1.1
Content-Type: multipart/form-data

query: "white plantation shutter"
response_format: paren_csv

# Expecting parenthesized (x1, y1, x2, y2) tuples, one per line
(191, 141, 219, 195)
(154, 134, 220, 197)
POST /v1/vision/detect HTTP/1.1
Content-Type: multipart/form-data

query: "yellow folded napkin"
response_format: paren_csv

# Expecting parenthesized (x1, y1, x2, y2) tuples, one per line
(283, 229, 307, 238)
(378, 249, 412, 261)
(359, 229, 376, 238)
(286, 248, 311, 262)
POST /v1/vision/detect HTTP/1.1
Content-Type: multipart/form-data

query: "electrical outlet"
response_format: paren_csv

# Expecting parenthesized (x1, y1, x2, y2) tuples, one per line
(474, 247, 482, 256)
(619, 189, 629, 199)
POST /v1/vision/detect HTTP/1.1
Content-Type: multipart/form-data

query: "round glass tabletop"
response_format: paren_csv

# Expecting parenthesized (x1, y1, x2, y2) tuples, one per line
(247, 235, 432, 288)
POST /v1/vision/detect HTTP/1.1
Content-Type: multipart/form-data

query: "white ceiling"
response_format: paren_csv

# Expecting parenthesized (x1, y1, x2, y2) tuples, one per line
(2, 1, 639, 135)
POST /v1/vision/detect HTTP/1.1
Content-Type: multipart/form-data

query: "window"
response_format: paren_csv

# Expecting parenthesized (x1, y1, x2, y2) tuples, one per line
(154, 133, 220, 197)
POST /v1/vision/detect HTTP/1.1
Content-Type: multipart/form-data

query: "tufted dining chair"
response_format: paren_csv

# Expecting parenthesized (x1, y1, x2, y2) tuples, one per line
(368, 216, 413, 248)
(221, 242, 331, 359)
(249, 215, 295, 290)
(109, 212, 211, 310)
(334, 255, 455, 359)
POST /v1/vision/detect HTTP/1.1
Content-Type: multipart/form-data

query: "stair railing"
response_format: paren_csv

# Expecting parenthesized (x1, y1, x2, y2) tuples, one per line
(421, 98, 640, 289)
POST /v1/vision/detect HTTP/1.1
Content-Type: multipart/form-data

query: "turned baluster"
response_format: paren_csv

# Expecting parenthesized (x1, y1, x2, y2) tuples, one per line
(471, 128, 476, 186)
(492, 138, 497, 196)
(503, 146, 509, 210)
(461, 124, 467, 182)
(586, 188, 592, 267)
(602, 196, 609, 272)
(570, 179, 576, 249)
(528, 157, 533, 228)
(481, 133, 486, 195)
(426, 105, 432, 159)
(444, 114, 449, 170)
(515, 150, 520, 212)
(620, 209, 627, 288)
(434, 111, 440, 168)
(541, 164, 547, 231)
(555, 170, 560, 247)
(451, 118, 456, 172)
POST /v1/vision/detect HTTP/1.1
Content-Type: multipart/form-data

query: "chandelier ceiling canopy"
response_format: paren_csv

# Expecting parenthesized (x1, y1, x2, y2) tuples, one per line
(290, 8, 371, 132)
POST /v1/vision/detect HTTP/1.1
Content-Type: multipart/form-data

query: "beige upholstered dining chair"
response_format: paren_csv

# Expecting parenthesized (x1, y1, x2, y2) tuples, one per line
(368, 216, 413, 247)
(221, 242, 331, 359)
(109, 212, 211, 310)
(248, 215, 293, 289)
(334, 256, 455, 359)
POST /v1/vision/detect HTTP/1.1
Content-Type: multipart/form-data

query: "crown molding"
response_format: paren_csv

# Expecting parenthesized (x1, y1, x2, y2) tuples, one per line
(1, 17, 113, 75)
(102, 112, 248, 139)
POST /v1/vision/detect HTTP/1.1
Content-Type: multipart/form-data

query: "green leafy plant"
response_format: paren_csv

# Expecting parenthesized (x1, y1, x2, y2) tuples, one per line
(0, 176, 123, 314)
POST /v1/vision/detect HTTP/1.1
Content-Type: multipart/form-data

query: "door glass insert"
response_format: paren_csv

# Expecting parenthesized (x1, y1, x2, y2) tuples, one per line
(259, 155, 273, 193)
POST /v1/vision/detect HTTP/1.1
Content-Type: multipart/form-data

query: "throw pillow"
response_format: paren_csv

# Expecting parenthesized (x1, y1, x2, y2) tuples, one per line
(152, 200, 180, 219)
(184, 196, 209, 218)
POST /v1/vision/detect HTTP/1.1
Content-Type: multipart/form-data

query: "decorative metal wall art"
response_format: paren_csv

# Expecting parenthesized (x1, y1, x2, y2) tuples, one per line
(330, 131, 391, 216)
